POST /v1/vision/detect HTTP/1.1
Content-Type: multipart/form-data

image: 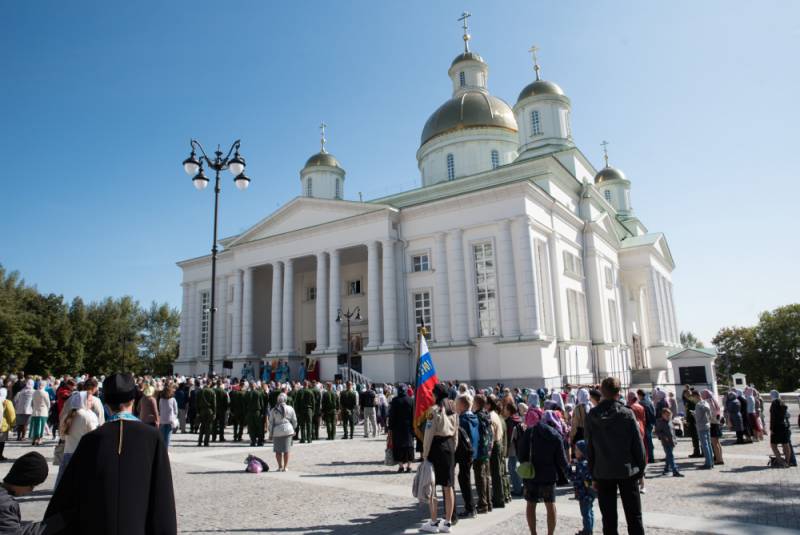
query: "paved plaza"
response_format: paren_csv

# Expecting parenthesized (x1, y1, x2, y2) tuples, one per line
(3, 423, 799, 534)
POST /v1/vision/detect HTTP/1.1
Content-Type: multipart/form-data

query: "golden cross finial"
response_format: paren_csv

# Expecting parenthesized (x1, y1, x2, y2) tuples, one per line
(458, 11, 472, 53)
(601, 140, 610, 167)
(319, 121, 327, 153)
(418, 319, 429, 339)
(529, 44, 541, 81)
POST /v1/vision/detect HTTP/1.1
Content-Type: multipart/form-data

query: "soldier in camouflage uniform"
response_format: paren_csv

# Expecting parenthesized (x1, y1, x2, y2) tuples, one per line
(311, 382, 322, 440)
(321, 382, 339, 440)
(339, 381, 357, 439)
(212, 380, 229, 442)
(295, 381, 316, 444)
(196, 382, 216, 447)
(229, 380, 245, 442)
(244, 382, 266, 446)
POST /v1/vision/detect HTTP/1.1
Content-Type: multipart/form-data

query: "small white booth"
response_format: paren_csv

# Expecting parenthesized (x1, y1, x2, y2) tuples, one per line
(731, 372, 747, 389)
(668, 347, 719, 398)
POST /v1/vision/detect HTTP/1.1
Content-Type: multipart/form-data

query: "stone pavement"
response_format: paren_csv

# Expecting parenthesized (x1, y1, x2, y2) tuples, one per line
(2, 422, 798, 534)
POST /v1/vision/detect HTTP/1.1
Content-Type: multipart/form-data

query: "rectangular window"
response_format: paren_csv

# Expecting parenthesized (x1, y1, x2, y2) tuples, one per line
(447, 154, 455, 181)
(566, 289, 588, 340)
(335, 178, 341, 199)
(563, 250, 584, 278)
(412, 253, 429, 273)
(306, 287, 316, 301)
(604, 266, 614, 289)
(534, 240, 554, 335)
(608, 299, 620, 342)
(531, 110, 542, 136)
(347, 279, 362, 296)
(491, 150, 500, 169)
(473, 242, 498, 337)
(459, 71, 466, 87)
(200, 290, 210, 358)
(414, 291, 432, 339)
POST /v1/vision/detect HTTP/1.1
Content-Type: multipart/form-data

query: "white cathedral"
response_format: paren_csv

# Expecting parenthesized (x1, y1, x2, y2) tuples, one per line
(175, 25, 681, 388)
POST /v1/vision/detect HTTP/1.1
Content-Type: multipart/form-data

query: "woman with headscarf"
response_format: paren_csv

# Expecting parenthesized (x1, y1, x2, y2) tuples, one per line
(138, 385, 160, 428)
(29, 380, 51, 446)
(269, 393, 297, 471)
(388, 384, 415, 473)
(701, 389, 724, 465)
(550, 392, 565, 412)
(418, 383, 458, 534)
(12, 380, 34, 441)
(768, 390, 793, 467)
(743, 387, 764, 441)
(525, 392, 543, 429)
(57, 391, 99, 486)
(569, 388, 592, 455)
(725, 391, 745, 444)
(0, 389, 15, 462)
(653, 388, 669, 420)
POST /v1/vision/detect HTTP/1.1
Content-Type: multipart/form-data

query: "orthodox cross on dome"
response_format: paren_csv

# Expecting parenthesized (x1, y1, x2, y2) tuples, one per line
(601, 140, 610, 167)
(528, 44, 541, 81)
(458, 11, 472, 53)
(319, 122, 327, 153)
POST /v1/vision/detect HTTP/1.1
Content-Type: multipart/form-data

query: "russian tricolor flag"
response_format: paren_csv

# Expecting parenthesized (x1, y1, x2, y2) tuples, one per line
(413, 336, 439, 440)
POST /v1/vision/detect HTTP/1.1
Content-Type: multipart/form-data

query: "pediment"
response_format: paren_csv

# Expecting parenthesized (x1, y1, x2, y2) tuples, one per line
(226, 197, 391, 247)
(587, 212, 621, 247)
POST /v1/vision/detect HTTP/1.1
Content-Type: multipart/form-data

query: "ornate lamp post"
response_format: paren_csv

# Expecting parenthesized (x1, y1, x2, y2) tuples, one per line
(335, 307, 361, 382)
(182, 139, 251, 376)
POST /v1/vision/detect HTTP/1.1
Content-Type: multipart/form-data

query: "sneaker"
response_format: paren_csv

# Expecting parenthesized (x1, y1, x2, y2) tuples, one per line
(439, 521, 452, 533)
(420, 520, 440, 533)
(639, 488, 646, 494)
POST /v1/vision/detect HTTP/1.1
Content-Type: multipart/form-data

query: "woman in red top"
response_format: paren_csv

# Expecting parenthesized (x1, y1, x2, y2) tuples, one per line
(626, 391, 648, 493)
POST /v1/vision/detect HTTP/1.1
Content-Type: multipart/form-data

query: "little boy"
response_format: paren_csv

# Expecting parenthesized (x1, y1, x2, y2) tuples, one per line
(655, 408, 684, 477)
(0, 452, 50, 533)
(570, 440, 595, 535)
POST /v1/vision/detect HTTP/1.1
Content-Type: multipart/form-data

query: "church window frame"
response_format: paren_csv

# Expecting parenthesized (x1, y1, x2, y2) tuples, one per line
(563, 250, 584, 279)
(346, 278, 362, 296)
(608, 298, 620, 342)
(604, 266, 614, 289)
(446, 153, 455, 181)
(534, 239, 555, 335)
(412, 253, 430, 273)
(306, 177, 313, 197)
(491, 149, 500, 169)
(459, 71, 466, 87)
(199, 290, 210, 358)
(335, 178, 341, 199)
(566, 288, 589, 341)
(472, 241, 498, 337)
(531, 110, 542, 136)
(306, 286, 316, 302)
(413, 289, 433, 340)
(604, 189, 612, 202)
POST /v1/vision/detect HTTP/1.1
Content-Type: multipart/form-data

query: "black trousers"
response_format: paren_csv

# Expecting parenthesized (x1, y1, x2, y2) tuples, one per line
(596, 477, 644, 535)
(457, 459, 474, 513)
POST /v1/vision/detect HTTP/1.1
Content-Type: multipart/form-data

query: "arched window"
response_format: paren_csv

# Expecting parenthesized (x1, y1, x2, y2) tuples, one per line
(446, 154, 455, 181)
(531, 110, 542, 136)
(335, 178, 341, 199)
(306, 177, 313, 197)
(459, 71, 466, 87)
(491, 150, 500, 169)
(604, 189, 612, 202)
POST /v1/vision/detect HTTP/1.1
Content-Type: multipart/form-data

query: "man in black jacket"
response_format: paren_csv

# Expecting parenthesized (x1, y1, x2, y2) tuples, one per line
(0, 452, 50, 534)
(585, 377, 646, 535)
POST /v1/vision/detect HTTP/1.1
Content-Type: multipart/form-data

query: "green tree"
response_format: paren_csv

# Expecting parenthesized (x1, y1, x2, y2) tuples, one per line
(23, 292, 72, 375)
(712, 326, 758, 385)
(0, 266, 37, 371)
(679, 331, 704, 348)
(140, 302, 180, 375)
(754, 304, 800, 392)
(66, 297, 93, 373)
(84, 297, 145, 376)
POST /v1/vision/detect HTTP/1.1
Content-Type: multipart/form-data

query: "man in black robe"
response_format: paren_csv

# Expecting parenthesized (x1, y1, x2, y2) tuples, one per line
(44, 373, 177, 535)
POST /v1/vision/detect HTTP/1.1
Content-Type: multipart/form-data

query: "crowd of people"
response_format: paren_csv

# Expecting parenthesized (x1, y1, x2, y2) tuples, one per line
(0, 371, 795, 534)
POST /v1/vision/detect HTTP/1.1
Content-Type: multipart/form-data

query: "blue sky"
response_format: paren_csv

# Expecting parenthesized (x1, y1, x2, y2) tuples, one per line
(1, 1, 798, 345)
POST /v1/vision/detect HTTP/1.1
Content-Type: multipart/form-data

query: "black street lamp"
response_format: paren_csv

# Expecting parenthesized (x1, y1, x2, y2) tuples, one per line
(182, 139, 251, 376)
(335, 307, 361, 382)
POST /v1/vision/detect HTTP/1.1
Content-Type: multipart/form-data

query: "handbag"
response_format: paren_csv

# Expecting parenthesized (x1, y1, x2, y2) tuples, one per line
(53, 440, 65, 466)
(516, 430, 535, 480)
(385, 431, 397, 466)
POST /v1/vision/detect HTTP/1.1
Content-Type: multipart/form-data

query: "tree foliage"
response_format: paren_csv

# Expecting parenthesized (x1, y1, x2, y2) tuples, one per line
(680, 331, 704, 349)
(0, 264, 180, 376)
(712, 304, 800, 392)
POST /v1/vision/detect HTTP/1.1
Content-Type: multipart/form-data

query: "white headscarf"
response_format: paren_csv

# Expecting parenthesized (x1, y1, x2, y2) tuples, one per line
(0, 388, 7, 404)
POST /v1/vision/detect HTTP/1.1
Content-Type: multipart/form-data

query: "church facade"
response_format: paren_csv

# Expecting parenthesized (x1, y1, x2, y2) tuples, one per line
(175, 33, 681, 388)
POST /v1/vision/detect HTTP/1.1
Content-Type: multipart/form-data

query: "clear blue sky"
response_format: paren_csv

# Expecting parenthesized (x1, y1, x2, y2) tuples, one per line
(2, 1, 798, 345)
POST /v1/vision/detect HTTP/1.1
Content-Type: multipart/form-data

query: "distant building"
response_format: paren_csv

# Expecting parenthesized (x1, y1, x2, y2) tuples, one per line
(175, 25, 680, 387)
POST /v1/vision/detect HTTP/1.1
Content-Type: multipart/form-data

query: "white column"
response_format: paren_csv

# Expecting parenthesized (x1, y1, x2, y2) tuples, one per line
(647, 269, 664, 344)
(179, 283, 190, 358)
(547, 232, 565, 341)
(447, 229, 469, 343)
(315, 252, 329, 352)
(213, 277, 225, 358)
(231, 270, 243, 356)
(666, 281, 679, 343)
(381, 239, 399, 346)
(282, 258, 295, 354)
(270, 262, 283, 355)
(432, 232, 451, 344)
(241, 268, 254, 356)
(497, 219, 520, 338)
(514, 217, 541, 337)
(366, 241, 382, 349)
(328, 249, 342, 352)
(188, 282, 199, 358)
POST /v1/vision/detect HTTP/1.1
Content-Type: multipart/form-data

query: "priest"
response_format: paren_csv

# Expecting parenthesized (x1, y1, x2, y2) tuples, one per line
(44, 373, 177, 534)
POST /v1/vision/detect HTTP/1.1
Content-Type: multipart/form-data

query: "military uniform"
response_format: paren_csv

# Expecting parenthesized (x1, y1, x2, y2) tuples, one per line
(321, 388, 339, 440)
(244, 387, 266, 446)
(311, 387, 322, 440)
(196, 385, 216, 447)
(212, 385, 229, 442)
(229, 388, 245, 442)
(295, 386, 316, 443)
(339, 388, 357, 439)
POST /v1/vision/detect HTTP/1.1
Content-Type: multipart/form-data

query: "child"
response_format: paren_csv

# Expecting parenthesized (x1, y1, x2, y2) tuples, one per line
(570, 440, 595, 535)
(0, 452, 49, 531)
(655, 408, 684, 477)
